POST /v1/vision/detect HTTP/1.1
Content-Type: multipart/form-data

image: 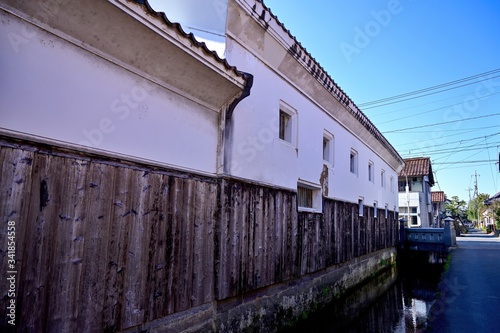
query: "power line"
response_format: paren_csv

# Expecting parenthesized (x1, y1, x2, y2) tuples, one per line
(359, 68, 500, 108)
(387, 125, 500, 135)
(396, 132, 500, 151)
(432, 160, 496, 165)
(401, 143, 500, 157)
(374, 91, 500, 125)
(368, 89, 500, 118)
(434, 162, 494, 170)
(362, 75, 500, 110)
(383, 112, 500, 134)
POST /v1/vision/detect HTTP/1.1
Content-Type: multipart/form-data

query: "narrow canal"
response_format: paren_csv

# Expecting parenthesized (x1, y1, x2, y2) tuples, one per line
(281, 253, 446, 333)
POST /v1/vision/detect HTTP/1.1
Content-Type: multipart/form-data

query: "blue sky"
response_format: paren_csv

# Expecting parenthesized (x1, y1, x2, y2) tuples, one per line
(261, 0, 500, 201)
(148, 0, 500, 202)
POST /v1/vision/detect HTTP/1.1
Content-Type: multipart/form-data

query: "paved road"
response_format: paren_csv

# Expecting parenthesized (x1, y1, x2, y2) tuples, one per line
(427, 228, 500, 333)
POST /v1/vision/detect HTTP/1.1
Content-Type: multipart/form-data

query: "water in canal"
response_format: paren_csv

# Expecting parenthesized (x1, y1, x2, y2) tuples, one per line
(282, 253, 446, 333)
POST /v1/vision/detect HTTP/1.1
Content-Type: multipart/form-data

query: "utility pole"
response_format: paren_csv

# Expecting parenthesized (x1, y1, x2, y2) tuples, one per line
(473, 171, 480, 227)
(473, 171, 479, 199)
(466, 187, 472, 202)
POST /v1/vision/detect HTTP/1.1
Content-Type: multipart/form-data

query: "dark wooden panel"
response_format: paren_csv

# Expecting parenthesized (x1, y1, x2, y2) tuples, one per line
(0, 147, 34, 328)
(0, 142, 400, 332)
(78, 162, 115, 331)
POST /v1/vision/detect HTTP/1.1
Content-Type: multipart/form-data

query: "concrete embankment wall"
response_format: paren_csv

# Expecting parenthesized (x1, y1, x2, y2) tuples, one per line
(125, 248, 396, 333)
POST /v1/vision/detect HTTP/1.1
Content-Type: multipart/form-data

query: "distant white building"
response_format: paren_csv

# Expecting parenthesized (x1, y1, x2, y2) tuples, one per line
(398, 157, 435, 227)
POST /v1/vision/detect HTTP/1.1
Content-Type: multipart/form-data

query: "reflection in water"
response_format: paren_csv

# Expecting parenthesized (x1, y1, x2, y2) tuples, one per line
(282, 253, 445, 333)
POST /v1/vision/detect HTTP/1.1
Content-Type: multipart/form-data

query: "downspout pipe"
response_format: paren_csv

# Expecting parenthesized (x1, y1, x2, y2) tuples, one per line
(222, 72, 254, 175)
(226, 72, 254, 120)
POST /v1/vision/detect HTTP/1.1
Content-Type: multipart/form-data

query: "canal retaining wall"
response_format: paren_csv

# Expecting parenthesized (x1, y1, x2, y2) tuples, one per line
(123, 248, 397, 332)
(0, 136, 398, 332)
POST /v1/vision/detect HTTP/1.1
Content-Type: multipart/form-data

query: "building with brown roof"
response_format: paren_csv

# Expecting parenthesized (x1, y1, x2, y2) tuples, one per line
(432, 191, 448, 227)
(398, 157, 435, 227)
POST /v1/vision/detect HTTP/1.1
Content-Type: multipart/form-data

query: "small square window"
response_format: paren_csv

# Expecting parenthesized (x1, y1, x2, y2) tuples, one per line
(298, 185, 313, 208)
(297, 182, 322, 212)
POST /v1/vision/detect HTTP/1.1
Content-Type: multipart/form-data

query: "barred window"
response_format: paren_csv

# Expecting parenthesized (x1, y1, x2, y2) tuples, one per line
(298, 185, 313, 208)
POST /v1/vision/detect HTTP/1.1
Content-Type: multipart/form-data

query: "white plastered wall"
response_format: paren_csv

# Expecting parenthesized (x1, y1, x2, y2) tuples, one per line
(0, 11, 219, 175)
(224, 1, 400, 210)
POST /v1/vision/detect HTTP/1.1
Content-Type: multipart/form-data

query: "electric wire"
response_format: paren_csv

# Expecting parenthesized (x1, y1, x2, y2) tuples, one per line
(359, 68, 500, 108)
(396, 132, 500, 151)
(368, 89, 500, 118)
(383, 112, 500, 134)
(374, 91, 500, 125)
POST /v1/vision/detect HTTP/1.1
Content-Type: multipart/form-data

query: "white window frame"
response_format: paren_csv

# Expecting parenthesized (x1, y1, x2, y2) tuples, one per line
(358, 197, 364, 217)
(368, 161, 374, 183)
(350, 149, 358, 176)
(323, 130, 334, 166)
(297, 181, 322, 213)
(279, 101, 297, 147)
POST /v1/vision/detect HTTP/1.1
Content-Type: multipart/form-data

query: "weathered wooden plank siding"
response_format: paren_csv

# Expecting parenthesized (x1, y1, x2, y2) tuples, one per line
(0, 143, 219, 331)
(215, 180, 399, 300)
(0, 147, 35, 329)
(0, 141, 399, 332)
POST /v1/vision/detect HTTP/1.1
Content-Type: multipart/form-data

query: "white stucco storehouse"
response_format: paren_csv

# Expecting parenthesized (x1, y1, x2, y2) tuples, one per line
(0, 0, 248, 176)
(142, 0, 404, 212)
(0, 0, 405, 331)
(0, 0, 403, 214)
(222, 0, 404, 213)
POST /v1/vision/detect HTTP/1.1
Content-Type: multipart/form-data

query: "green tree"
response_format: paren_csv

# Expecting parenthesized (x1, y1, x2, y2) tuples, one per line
(490, 201, 500, 230)
(467, 193, 490, 222)
(445, 196, 467, 221)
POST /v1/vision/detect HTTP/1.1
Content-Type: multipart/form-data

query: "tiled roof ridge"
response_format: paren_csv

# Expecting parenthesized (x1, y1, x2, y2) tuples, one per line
(132, 0, 247, 80)
(258, 0, 402, 164)
(431, 191, 446, 202)
(404, 156, 431, 161)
